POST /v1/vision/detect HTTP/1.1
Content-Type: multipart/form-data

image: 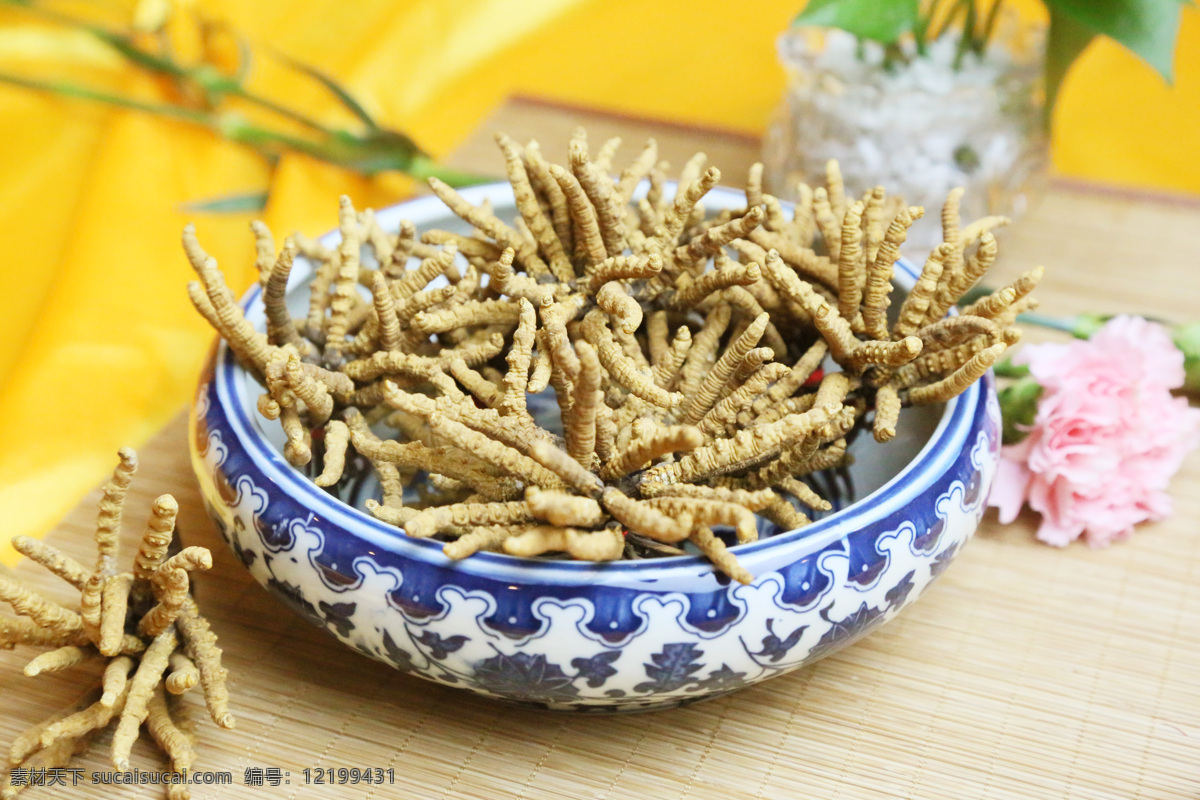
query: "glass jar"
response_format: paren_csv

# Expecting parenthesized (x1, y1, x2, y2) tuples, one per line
(762, 24, 1048, 254)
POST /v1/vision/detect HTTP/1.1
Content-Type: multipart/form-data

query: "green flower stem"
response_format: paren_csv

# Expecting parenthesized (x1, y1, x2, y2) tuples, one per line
(979, 0, 1005, 52)
(9, 1, 341, 136)
(913, 0, 943, 53)
(221, 119, 491, 185)
(1015, 311, 1081, 334)
(217, 116, 333, 158)
(1, 72, 489, 189)
(407, 154, 494, 188)
(952, 0, 978, 68)
(89, 28, 188, 78)
(2, 0, 496, 203)
(222, 83, 334, 135)
(0, 72, 213, 126)
(882, 42, 909, 70)
(929, 0, 971, 45)
(100, 27, 337, 136)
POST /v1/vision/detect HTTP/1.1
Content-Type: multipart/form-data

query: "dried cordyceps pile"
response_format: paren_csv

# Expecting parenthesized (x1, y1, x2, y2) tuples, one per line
(1, 449, 232, 800)
(184, 130, 1041, 583)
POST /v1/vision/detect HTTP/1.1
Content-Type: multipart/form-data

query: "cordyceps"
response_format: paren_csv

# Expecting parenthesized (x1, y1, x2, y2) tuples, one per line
(1, 449, 232, 800)
(183, 129, 1041, 584)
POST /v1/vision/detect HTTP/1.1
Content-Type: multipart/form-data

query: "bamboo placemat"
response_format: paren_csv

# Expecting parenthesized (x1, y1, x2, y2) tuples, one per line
(2, 99, 1198, 799)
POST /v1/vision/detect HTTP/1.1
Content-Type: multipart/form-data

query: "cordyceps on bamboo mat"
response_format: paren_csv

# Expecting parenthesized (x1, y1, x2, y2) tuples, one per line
(183, 129, 1042, 583)
(0, 449, 231, 800)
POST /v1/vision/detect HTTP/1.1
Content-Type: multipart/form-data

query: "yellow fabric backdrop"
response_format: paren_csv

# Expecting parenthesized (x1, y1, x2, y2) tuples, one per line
(2, 0, 1198, 564)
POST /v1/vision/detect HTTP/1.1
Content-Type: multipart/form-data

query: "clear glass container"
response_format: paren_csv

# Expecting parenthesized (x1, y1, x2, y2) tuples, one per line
(762, 24, 1049, 254)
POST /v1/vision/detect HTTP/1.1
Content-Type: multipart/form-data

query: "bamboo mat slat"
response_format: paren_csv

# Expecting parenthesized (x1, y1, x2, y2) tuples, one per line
(1, 98, 1198, 800)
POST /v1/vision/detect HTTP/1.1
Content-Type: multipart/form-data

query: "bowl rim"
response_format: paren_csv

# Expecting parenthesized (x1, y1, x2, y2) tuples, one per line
(207, 181, 980, 585)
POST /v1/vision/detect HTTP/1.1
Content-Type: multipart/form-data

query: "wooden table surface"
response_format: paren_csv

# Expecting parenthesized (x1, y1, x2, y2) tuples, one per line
(2, 98, 1198, 800)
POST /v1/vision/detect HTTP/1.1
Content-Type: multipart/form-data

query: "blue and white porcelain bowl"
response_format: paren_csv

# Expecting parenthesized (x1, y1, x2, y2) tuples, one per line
(189, 183, 1002, 711)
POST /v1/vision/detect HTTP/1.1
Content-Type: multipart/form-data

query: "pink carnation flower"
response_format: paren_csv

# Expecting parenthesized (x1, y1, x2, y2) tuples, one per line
(988, 316, 1200, 547)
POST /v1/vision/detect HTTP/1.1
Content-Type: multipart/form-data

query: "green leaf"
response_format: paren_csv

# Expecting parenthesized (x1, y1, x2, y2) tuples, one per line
(1172, 322, 1200, 393)
(331, 128, 423, 175)
(1045, 0, 1185, 82)
(1044, 9, 1097, 122)
(273, 51, 379, 130)
(406, 154, 495, 188)
(90, 28, 188, 78)
(0, 70, 213, 125)
(793, 0, 920, 45)
(956, 282, 995, 308)
(183, 191, 269, 214)
(1069, 312, 1113, 339)
(998, 376, 1043, 445)
(991, 357, 1030, 379)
